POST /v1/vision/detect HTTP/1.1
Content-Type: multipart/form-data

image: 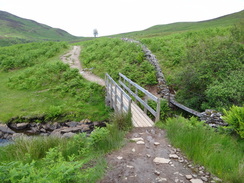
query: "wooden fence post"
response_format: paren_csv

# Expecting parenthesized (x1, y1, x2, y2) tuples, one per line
(144, 95, 148, 113)
(110, 81, 113, 108)
(115, 85, 117, 111)
(155, 98, 160, 122)
(120, 89, 123, 112)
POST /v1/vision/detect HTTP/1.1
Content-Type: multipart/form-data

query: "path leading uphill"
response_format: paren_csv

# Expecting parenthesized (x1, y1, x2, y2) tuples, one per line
(61, 46, 105, 86)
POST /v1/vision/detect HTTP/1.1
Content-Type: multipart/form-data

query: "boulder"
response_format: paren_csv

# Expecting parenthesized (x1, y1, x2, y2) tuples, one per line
(62, 132, 76, 138)
(0, 124, 15, 134)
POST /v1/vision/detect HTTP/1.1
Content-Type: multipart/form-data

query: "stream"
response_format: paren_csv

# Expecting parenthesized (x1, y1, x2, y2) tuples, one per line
(0, 139, 12, 147)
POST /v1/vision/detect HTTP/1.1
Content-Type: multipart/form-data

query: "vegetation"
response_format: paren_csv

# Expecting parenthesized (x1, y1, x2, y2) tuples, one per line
(140, 25, 244, 111)
(0, 112, 131, 183)
(156, 116, 244, 183)
(223, 105, 244, 138)
(1, 9, 243, 183)
(0, 11, 82, 47)
(79, 38, 157, 86)
(114, 10, 243, 38)
(0, 42, 108, 123)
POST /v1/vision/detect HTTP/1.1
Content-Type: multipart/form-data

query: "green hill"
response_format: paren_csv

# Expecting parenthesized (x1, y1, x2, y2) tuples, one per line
(0, 10, 83, 46)
(114, 10, 244, 38)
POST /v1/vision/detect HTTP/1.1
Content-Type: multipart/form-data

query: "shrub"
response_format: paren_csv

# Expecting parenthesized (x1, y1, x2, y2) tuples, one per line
(223, 105, 244, 138)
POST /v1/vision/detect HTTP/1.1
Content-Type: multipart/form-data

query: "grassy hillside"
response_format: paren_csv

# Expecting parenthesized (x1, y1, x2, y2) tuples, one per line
(78, 38, 157, 86)
(114, 10, 244, 38)
(0, 42, 108, 123)
(0, 11, 83, 46)
(140, 26, 243, 111)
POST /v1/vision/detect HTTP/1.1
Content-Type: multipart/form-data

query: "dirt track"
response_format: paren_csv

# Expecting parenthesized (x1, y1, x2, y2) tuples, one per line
(98, 127, 215, 183)
(61, 46, 105, 86)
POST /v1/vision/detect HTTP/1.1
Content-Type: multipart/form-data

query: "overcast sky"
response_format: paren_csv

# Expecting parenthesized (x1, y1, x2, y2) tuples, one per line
(1, 0, 243, 37)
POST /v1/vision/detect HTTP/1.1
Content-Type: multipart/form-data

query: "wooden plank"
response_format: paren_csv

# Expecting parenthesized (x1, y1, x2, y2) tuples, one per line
(114, 89, 153, 127)
(170, 98, 201, 117)
(106, 73, 154, 127)
(131, 102, 154, 127)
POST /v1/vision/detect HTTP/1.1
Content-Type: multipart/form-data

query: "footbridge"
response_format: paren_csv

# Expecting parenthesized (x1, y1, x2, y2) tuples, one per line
(105, 73, 161, 127)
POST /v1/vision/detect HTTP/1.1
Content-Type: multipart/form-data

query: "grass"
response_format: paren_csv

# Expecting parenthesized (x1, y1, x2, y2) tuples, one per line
(0, 42, 109, 123)
(78, 37, 157, 86)
(113, 10, 243, 38)
(159, 116, 244, 182)
(0, 111, 131, 182)
(0, 11, 83, 46)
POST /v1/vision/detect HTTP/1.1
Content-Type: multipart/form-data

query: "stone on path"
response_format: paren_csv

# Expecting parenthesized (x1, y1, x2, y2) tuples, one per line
(131, 137, 143, 142)
(117, 156, 123, 160)
(132, 148, 135, 152)
(153, 157, 170, 164)
(156, 177, 167, 182)
(201, 176, 208, 182)
(190, 179, 203, 183)
(169, 154, 179, 159)
(136, 141, 145, 145)
(154, 170, 161, 175)
(126, 165, 134, 169)
(154, 142, 160, 146)
(186, 175, 193, 180)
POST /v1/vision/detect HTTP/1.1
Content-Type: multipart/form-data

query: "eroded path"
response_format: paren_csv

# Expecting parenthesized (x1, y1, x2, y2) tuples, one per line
(98, 127, 218, 183)
(61, 46, 105, 86)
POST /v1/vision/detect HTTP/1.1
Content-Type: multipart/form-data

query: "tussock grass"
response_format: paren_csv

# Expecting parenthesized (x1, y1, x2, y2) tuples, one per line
(0, 136, 69, 162)
(163, 116, 244, 182)
(0, 111, 131, 182)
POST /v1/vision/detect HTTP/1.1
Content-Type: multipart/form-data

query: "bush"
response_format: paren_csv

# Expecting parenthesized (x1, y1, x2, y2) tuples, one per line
(223, 105, 244, 138)
(140, 27, 244, 111)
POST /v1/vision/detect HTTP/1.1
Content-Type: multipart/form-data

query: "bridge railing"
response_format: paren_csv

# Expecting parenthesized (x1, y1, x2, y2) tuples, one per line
(105, 73, 132, 113)
(119, 73, 160, 122)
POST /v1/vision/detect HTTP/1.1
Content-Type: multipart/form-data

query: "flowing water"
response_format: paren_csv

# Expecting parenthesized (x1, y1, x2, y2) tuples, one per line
(0, 139, 12, 147)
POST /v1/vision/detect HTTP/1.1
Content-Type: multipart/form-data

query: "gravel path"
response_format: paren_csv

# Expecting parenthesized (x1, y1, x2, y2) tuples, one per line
(98, 127, 220, 183)
(61, 46, 105, 86)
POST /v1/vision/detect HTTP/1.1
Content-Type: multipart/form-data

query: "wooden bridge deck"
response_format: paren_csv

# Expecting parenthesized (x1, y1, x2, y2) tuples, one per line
(106, 74, 155, 127)
(130, 101, 154, 127)
(108, 86, 154, 127)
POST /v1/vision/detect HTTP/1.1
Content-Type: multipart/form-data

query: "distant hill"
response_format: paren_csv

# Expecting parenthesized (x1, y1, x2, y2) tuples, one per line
(114, 10, 244, 37)
(0, 10, 83, 46)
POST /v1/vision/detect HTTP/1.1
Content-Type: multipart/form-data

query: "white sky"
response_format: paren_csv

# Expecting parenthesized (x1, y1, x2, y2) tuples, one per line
(1, 0, 244, 37)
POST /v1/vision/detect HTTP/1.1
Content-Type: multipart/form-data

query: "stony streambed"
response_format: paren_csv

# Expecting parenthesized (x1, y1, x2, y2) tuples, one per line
(0, 119, 107, 144)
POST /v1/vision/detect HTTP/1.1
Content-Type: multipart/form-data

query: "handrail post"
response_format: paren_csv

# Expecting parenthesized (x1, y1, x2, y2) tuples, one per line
(155, 98, 160, 122)
(135, 88, 138, 104)
(128, 98, 132, 114)
(120, 89, 123, 112)
(144, 95, 148, 113)
(115, 85, 117, 111)
(110, 81, 113, 108)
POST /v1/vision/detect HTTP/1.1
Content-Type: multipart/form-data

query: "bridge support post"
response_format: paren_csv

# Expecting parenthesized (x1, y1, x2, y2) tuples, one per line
(155, 98, 160, 122)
